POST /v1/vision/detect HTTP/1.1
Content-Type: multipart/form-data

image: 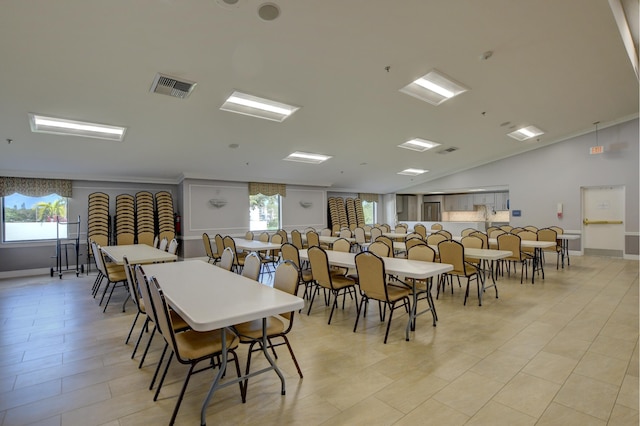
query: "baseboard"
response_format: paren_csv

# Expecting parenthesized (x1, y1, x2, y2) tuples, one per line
(0, 264, 91, 280)
(624, 254, 639, 260)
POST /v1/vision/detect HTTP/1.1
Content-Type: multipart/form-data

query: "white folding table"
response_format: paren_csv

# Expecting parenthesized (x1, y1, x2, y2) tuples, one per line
(143, 259, 304, 426)
(101, 244, 177, 265)
(557, 234, 580, 268)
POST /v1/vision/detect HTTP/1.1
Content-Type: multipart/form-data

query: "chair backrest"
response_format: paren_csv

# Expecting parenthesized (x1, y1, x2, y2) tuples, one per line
(438, 240, 466, 273)
(405, 237, 426, 251)
(222, 235, 236, 253)
(394, 225, 407, 234)
(123, 255, 141, 313)
(332, 238, 351, 253)
(405, 232, 421, 241)
(497, 233, 523, 260)
(537, 228, 557, 242)
(370, 227, 382, 241)
(549, 226, 564, 235)
(214, 234, 224, 256)
(331, 224, 340, 236)
(153, 235, 159, 248)
(362, 225, 372, 233)
(427, 233, 447, 246)
(353, 227, 366, 244)
(117, 232, 135, 245)
(202, 233, 215, 260)
(414, 224, 427, 239)
(431, 223, 443, 230)
(244, 231, 254, 240)
(489, 229, 505, 239)
(271, 233, 283, 244)
(339, 228, 352, 238)
(273, 261, 300, 321)
(241, 252, 261, 281)
(277, 229, 288, 243)
(259, 231, 270, 242)
(407, 244, 436, 262)
(147, 276, 186, 362)
(518, 230, 537, 241)
(304, 227, 316, 233)
(355, 251, 388, 301)
(280, 242, 301, 268)
(461, 228, 476, 237)
(375, 235, 395, 257)
(135, 265, 157, 328)
(91, 240, 106, 275)
(290, 230, 303, 250)
(320, 228, 332, 237)
(219, 247, 235, 271)
(461, 235, 484, 249)
(437, 230, 452, 239)
(158, 237, 169, 251)
(307, 246, 333, 288)
(138, 231, 155, 247)
(167, 238, 179, 255)
(500, 225, 513, 232)
(524, 225, 539, 232)
(469, 231, 488, 249)
(306, 231, 320, 248)
(368, 241, 391, 257)
(381, 224, 391, 232)
(486, 226, 499, 236)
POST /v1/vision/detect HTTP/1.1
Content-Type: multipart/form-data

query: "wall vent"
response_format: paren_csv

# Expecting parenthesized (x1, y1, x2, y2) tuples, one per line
(437, 147, 459, 154)
(150, 73, 196, 99)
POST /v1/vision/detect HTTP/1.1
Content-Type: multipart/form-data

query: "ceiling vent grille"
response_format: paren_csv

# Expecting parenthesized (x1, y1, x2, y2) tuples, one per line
(150, 73, 196, 99)
(437, 147, 459, 154)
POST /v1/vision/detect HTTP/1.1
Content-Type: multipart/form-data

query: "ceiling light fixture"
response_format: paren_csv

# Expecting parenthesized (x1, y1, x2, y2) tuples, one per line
(398, 138, 441, 152)
(400, 69, 469, 106)
(284, 151, 331, 164)
(220, 90, 299, 122)
(507, 125, 544, 141)
(397, 168, 428, 176)
(28, 113, 126, 141)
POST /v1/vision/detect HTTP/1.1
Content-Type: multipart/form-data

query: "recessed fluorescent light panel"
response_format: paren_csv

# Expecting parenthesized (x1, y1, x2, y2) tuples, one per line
(507, 125, 545, 141)
(398, 168, 428, 176)
(28, 114, 126, 141)
(398, 138, 441, 152)
(220, 90, 299, 122)
(284, 151, 331, 164)
(400, 69, 469, 106)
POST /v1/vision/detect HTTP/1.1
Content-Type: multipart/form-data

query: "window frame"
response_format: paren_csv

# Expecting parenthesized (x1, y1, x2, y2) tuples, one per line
(249, 193, 282, 232)
(2, 193, 69, 243)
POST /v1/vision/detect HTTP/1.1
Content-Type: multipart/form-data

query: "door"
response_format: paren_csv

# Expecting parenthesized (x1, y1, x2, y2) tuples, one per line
(423, 202, 441, 221)
(582, 186, 625, 257)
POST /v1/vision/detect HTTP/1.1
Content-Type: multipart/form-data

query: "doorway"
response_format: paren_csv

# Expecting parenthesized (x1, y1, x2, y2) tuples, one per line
(581, 185, 625, 257)
(423, 202, 441, 222)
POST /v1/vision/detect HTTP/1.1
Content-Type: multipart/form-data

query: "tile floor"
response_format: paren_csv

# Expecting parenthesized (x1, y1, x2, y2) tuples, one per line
(0, 255, 637, 425)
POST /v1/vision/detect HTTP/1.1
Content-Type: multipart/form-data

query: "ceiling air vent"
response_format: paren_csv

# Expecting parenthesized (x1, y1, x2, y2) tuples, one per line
(437, 147, 459, 154)
(150, 73, 196, 99)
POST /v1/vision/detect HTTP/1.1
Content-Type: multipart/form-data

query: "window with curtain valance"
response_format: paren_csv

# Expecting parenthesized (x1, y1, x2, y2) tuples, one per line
(0, 177, 73, 197)
(248, 182, 286, 197)
(358, 193, 379, 203)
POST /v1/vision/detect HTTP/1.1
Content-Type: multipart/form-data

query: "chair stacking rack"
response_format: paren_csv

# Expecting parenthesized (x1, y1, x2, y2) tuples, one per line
(155, 191, 176, 243)
(87, 192, 110, 273)
(135, 191, 155, 246)
(115, 194, 136, 245)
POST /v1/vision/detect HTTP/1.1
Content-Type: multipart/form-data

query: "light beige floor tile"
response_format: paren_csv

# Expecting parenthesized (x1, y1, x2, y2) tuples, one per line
(536, 402, 606, 425)
(553, 374, 619, 420)
(466, 400, 536, 426)
(374, 371, 449, 413)
(521, 350, 578, 384)
(320, 395, 404, 425)
(492, 372, 560, 418)
(0, 379, 61, 412)
(394, 399, 469, 426)
(607, 403, 639, 426)
(573, 351, 628, 386)
(432, 371, 503, 416)
(543, 333, 591, 360)
(616, 374, 639, 410)
(469, 349, 529, 384)
(588, 335, 637, 361)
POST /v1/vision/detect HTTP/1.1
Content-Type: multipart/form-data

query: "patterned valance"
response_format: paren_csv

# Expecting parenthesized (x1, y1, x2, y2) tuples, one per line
(248, 182, 286, 197)
(359, 193, 379, 203)
(0, 177, 73, 197)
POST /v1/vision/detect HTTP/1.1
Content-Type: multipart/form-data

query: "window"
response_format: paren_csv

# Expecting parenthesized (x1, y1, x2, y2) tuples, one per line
(3, 193, 67, 242)
(362, 200, 377, 225)
(249, 194, 281, 231)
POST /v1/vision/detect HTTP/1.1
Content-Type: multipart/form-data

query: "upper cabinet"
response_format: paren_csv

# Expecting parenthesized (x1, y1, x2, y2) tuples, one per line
(444, 192, 510, 211)
(494, 192, 509, 211)
(473, 193, 494, 205)
(444, 194, 474, 211)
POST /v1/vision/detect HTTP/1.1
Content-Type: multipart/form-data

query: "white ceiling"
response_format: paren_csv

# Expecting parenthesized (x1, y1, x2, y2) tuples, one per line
(0, 0, 637, 194)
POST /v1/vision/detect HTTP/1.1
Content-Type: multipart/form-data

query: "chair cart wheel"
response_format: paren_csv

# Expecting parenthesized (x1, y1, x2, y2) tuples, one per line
(50, 267, 54, 277)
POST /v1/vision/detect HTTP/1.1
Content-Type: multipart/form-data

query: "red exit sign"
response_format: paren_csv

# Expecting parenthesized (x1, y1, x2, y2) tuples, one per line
(590, 146, 604, 155)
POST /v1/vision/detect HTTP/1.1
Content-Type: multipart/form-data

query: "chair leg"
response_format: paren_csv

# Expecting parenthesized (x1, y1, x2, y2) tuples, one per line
(281, 335, 303, 378)
(125, 311, 140, 344)
(353, 296, 366, 333)
(131, 316, 150, 359)
(139, 325, 157, 368)
(167, 361, 195, 426)
(150, 342, 169, 390)
(154, 350, 174, 400)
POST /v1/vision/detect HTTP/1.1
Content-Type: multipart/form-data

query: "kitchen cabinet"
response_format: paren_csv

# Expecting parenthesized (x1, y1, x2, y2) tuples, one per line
(444, 194, 474, 211)
(495, 192, 509, 210)
(473, 193, 495, 205)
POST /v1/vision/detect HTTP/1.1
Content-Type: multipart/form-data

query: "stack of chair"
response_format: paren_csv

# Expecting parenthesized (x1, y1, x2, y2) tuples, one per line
(345, 198, 358, 229)
(354, 198, 365, 228)
(155, 191, 175, 242)
(135, 191, 155, 246)
(115, 194, 136, 245)
(87, 192, 110, 272)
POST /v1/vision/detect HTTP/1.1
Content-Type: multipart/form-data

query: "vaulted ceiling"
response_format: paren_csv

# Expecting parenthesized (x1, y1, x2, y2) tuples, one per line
(0, 0, 637, 194)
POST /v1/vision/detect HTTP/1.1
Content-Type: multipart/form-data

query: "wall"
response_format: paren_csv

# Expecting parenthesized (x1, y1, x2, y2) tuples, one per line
(0, 180, 177, 275)
(180, 178, 328, 258)
(399, 119, 639, 255)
